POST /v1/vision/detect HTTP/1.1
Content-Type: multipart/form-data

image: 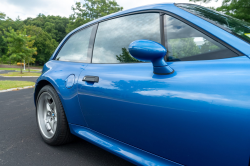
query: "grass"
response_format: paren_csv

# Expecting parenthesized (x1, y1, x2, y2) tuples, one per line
(0, 72, 41, 77)
(0, 68, 41, 72)
(0, 80, 35, 90)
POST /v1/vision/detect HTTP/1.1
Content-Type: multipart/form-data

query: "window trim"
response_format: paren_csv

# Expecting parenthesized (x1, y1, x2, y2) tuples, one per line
(53, 24, 96, 63)
(163, 14, 241, 62)
(161, 13, 243, 60)
(91, 12, 162, 64)
(90, 9, 242, 64)
(54, 9, 243, 63)
(89, 24, 98, 63)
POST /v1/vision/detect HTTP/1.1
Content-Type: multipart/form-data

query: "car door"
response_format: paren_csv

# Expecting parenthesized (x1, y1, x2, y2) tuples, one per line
(44, 25, 97, 126)
(77, 13, 250, 166)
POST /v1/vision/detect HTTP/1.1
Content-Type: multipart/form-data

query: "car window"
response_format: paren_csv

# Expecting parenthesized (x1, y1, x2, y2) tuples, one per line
(176, 4, 250, 44)
(92, 13, 161, 63)
(56, 26, 93, 62)
(165, 15, 238, 61)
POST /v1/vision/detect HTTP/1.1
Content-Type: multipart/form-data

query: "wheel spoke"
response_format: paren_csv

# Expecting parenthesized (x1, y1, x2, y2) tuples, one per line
(38, 92, 58, 139)
(45, 121, 52, 131)
(50, 119, 54, 132)
(49, 130, 54, 135)
(46, 96, 55, 111)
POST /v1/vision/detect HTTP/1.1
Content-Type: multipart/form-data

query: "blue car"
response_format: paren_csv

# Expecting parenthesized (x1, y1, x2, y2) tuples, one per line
(34, 3, 250, 166)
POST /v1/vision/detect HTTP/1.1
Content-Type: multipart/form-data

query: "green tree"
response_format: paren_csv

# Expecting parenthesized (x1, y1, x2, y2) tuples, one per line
(23, 14, 69, 43)
(0, 15, 24, 63)
(189, 0, 250, 23)
(169, 38, 200, 59)
(3, 27, 36, 73)
(24, 25, 58, 65)
(44, 22, 57, 39)
(200, 39, 219, 52)
(25, 36, 37, 72)
(66, 0, 123, 33)
(0, 12, 6, 20)
(116, 48, 140, 63)
(0, 31, 7, 63)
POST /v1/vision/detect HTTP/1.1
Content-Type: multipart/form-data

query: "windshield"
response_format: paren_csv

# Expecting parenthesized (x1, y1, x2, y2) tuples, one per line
(176, 3, 250, 44)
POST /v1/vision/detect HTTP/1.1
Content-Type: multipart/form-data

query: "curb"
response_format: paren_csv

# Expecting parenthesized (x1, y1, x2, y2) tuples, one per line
(0, 85, 35, 93)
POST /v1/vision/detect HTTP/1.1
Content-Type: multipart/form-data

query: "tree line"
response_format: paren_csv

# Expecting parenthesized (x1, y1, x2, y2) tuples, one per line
(0, 0, 248, 69)
(0, 0, 122, 70)
(190, 0, 250, 23)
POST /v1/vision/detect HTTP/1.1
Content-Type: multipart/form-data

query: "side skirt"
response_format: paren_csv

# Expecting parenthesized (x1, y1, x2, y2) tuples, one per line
(69, 124, 183, 166)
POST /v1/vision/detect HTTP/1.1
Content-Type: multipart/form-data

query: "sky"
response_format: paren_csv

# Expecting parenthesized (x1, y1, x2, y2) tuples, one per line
(0, 0, 223, 20)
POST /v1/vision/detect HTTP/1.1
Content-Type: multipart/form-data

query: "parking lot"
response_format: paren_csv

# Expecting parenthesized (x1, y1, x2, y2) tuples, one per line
(0, 77, 134, 166)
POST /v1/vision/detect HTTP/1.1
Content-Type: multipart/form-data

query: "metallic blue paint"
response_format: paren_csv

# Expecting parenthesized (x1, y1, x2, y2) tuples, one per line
(65, 74, 75, 89)
(69, 124, 183, 166)
(34, 3, 250, 166)
(77, 56, 250, 166)
(35, 61, 88, 127)
(129, 40, 174, 74)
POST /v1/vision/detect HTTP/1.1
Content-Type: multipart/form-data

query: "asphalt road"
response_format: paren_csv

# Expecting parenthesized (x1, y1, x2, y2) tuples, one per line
(0, 88, 134, 166)
(0, 77, 38, 82)
(0, 70, 16, 74)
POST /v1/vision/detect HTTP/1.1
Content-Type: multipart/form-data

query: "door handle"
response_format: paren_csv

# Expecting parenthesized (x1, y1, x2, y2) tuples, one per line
(82, 76, 99, 83)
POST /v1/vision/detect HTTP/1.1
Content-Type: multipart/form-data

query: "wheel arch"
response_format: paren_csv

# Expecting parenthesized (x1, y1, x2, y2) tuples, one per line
(34, 79, 57, 107)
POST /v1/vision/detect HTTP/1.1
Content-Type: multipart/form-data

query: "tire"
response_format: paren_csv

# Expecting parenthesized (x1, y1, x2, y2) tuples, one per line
(36, 85, 75, 145)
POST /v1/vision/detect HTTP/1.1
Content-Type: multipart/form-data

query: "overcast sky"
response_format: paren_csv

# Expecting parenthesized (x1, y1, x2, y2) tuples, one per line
(0, 0, 222, 20)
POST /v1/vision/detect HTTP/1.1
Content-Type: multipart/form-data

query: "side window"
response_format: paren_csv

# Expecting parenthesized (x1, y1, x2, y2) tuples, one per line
(92, 13, 161, 63)
(56, 26, 93, 62)
(165, 15, 238, 61)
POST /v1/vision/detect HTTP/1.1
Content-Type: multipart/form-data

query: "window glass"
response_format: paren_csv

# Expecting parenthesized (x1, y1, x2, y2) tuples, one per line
(176, 4, 250, 44)
(92, 13, 161, 63)
(56, 27, 92, 62)
(165, 15, 238, 61)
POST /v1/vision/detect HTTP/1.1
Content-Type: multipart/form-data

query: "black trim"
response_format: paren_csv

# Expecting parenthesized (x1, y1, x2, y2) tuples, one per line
(168, 49, 237, 62)
(95, 10, 160, 24)
(163, 12, 243, 57)
(88, 24, 98, 63)
(154, 69, 175, 75)
(162, 14, 168, 61)
(82, 76, 99, 83)
(90, 9, 243, 64)
(53, 24, 97, 62)
(54, 8, 243, 63)
(160, 13, 169, 62)
(94, 9, 243, 57)
(160, 13, 165, 47)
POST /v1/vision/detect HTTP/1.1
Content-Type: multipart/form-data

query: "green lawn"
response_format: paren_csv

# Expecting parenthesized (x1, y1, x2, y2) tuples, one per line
(0, 72, 41, 77)
(0, 68, 41, 72)
(0, 80, 35, 90)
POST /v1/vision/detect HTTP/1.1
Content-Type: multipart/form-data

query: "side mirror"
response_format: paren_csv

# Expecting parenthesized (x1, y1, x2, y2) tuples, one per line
(128, 40, 174, 75)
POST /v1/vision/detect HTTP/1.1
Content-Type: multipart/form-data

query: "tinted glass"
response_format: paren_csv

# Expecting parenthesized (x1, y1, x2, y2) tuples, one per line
(56, 27, 92, 62)
(165, 15, 238, 61)
(92, 13, 161, 63)
(176, 4, 250, 44)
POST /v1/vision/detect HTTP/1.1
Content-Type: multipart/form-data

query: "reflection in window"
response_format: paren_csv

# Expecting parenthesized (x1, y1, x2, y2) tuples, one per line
(56, 27, 92, 62)
(116, 48, 140, 63)
(92, 13, 161, 63)
(176, 4, 250, 44)
(165, 15, 238, 61)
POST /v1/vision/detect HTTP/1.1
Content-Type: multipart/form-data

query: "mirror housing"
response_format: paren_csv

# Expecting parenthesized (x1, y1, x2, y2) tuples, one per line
(128, 40, 174, 75)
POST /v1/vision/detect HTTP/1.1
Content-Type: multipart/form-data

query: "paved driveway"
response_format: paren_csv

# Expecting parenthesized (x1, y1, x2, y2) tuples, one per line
(0, 88, 134, 166)
(0, 76, 38, 82)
